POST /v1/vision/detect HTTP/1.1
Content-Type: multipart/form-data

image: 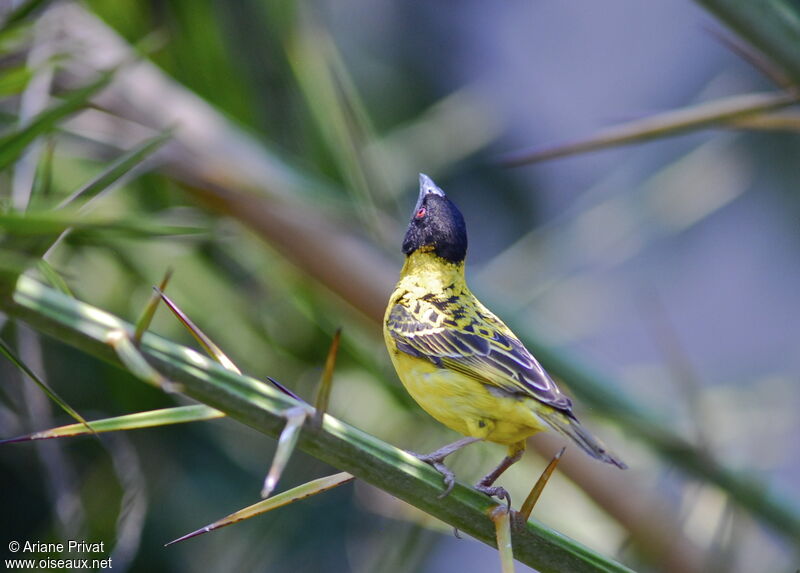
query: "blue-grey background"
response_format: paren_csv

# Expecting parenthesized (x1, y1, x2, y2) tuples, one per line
(1, 1, 798, 572)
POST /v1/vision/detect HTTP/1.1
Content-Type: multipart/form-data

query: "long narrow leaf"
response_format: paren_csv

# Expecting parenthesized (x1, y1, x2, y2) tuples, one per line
(0, 66, 33, 98)
(36, 260, 73, 297)
(0, 405, 222, 444)
(0, 337, 92, 433)
(0, 249, 37, 275)
(166, 472, 355, 546)
(499, 90, 799, 166)
(0, 71, 113, 171)
(57, 131, 172, 209)
(30, 138, 55, 204)
(287, 13, 385, 240)
(0, 211, 205, 237)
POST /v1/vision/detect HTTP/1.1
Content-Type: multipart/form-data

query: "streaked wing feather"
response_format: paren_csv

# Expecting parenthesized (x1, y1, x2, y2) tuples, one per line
(387, 304, 573, 412)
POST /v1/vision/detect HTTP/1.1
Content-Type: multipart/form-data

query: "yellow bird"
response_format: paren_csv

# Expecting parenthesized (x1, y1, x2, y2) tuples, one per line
(384, 174, 626, 502)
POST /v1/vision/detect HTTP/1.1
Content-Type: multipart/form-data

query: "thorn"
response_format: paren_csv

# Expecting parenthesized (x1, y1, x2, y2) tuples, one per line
(0, 434, 35, 445)
(260, 480, 276, 500)
(134, 267, 173, 344)
(164, 525, 212, 547)
(265, 376, 304, 402)
(156, 288, 241, 374)
(490, 505, 515, 573)
(107, 329, 179, 393)
(519, 447, 565, 522)
(261, 406, 308, 498)
(313, 328, 341, 427)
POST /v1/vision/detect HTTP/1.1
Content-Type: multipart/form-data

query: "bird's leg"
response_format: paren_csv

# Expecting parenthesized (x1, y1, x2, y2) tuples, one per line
(474, 442, 525, 507)
(410, 436, 481, 498)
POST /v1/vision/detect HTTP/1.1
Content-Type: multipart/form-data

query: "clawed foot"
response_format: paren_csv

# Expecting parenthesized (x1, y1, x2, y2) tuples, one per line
(412, 451, 457, 498)
(472, 444, 523, 509)
(474, 482, 512, 509)
(408, 436, 481, 498)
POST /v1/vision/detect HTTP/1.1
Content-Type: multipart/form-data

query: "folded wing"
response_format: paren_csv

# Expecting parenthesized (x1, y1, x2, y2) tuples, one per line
(387, 303, 573, 413)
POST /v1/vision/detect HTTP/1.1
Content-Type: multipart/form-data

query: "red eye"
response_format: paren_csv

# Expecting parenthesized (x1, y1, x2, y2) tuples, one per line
(415, 207, 426, 219)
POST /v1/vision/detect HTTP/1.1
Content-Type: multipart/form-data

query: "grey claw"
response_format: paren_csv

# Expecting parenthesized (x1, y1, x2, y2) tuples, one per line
(437, 479, 455, 499)
(475, 484, 512, 509)
(408, 442, 456, 499)
(431, 460, 456, 498)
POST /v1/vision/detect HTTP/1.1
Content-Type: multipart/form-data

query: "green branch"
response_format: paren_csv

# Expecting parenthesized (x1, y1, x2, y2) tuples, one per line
(0, 275, 633, 573)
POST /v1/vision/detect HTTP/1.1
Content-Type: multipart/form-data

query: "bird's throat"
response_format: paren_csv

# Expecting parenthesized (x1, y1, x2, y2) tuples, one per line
(400, 250, 466, 291)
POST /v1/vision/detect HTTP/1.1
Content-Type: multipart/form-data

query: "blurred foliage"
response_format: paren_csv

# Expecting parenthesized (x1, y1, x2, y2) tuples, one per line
(1, 1, 800, 572)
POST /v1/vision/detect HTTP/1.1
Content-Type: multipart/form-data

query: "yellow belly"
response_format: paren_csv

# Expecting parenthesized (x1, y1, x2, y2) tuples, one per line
(389, 350, 547, 445)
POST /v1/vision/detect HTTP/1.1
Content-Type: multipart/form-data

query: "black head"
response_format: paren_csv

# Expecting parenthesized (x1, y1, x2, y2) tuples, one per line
(402, 174, 467, 263)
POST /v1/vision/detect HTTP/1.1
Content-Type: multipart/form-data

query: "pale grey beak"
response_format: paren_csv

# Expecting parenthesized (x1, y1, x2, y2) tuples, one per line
(415, 173, 446, 212)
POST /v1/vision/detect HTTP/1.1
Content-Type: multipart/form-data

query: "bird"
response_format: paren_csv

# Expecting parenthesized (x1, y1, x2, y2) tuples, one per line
(383, 174, 626, 504)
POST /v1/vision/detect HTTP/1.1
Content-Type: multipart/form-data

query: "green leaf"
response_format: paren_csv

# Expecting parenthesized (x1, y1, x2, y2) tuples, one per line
(0, 336, 93, 433)
(0, 248, 37, 275)
(1, 0, 51, 28)
(287, 13, 385, 237)
(29, 138, 55, 204)
(0, 66, 33, 97)
(0, 211, 205, 237)
(36, 259, 73, 297)
(0, 71, 113, 171)
(166, 472, 356, 546)
(56, 131, 172, 209)
(0, 404, 223, 443)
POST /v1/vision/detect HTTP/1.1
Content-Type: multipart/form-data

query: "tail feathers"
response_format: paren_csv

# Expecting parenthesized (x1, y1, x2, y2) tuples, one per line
(538, 410, 627, 469)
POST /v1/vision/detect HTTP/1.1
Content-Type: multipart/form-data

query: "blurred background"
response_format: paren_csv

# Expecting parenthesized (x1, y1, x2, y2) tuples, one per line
(1, 1, 799, 571)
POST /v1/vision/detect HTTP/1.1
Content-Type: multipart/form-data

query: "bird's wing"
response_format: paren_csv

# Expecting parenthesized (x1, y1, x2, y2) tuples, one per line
(387, 302, 573, 412)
